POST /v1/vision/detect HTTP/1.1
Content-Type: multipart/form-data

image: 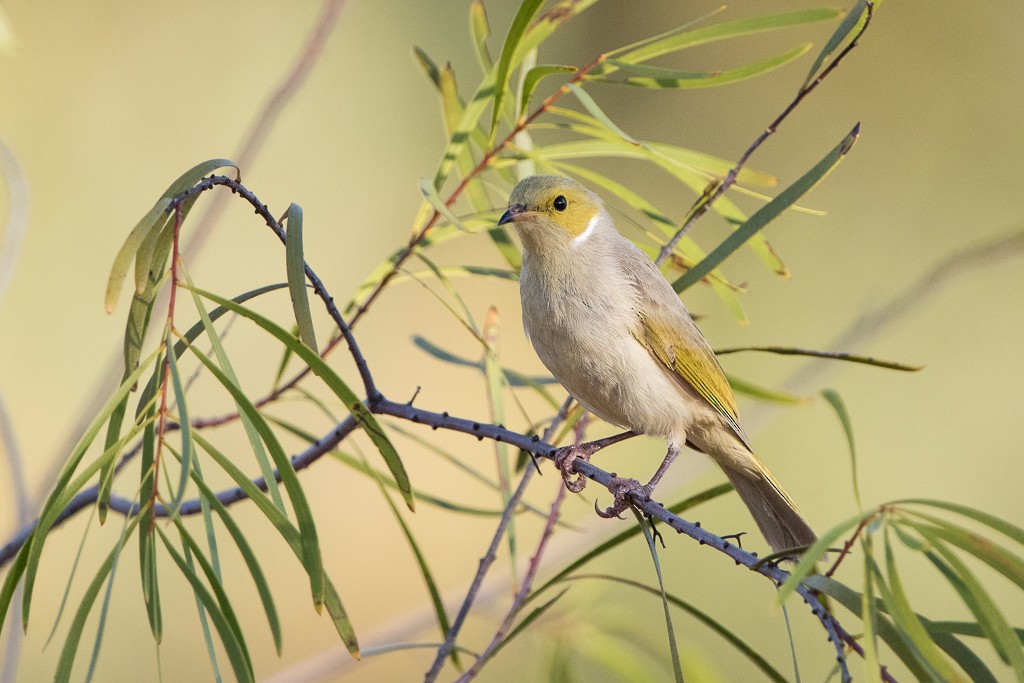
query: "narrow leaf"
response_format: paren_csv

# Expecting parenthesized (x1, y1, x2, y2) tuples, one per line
(519, 64, 576, 115)
(714, 345, 924, 371)
(491, 0, 546, 137)
(804, 0, 869, 87)
(821, 388, 862, 510)
(284, 203, 318, 353)
(673, 123, 860, 292)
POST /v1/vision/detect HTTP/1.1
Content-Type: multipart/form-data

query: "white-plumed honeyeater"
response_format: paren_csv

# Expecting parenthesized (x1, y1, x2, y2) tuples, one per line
(499, 175, 816, 553)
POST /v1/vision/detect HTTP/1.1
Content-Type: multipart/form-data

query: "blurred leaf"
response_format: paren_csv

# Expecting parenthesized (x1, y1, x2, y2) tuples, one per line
(420, 177, 471, 233)
(185, 455, 282, 654)
(284, 203, 318, 354)
(911, 526, 1024, 678)
(520, 64, 576, 115)
(192, 431, 359, 656)
(714, 345, 925, 371)
(673, 122, 860, 292)
(19, 349, 159, 629)
(894, 499, 1024, 546)
(900, 513, 1024, 593)
(493, 589, 569, 660)
(821, 388, 861, 509)
(182, 270, 286, 513)
(591, 44, 812, 89)
(568, 84, 638, 144)
(804, 0, 870, 87)
(189, 286, 414, 511)
(573, 574, 788, 682)
(600, 8, 841, 73)
(877, 532, 964, 680)
(54, 515, 141, 683)
(469, 0, 492, 71)
(490, 0, 545, 137)
(105, 159, 238, 313)
(184, 342, 326, 609)
(157, 527, 254, 683)
(363, 450, 456, 667)
(633, 510, 683, 682)
(727, 374, 811, 405)
(166, 334, 194, 515)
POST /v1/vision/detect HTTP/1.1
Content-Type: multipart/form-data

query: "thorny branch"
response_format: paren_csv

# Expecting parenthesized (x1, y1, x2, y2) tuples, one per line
(0, 7, 896, 681)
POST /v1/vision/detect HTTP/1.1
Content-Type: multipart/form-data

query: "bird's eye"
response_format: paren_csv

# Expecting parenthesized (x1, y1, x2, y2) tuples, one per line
(553, 195, 567, 211)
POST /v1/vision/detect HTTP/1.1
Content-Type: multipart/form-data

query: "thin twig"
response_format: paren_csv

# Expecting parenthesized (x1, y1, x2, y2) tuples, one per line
(38, 0, 347, 519)
(656, 1, 875, 266)
(422, 465, 539, 682)
(455, 478, 569, 682)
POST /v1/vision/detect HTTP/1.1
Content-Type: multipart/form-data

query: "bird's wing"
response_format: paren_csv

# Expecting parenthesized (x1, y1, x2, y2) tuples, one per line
(624, 246, 752, 451)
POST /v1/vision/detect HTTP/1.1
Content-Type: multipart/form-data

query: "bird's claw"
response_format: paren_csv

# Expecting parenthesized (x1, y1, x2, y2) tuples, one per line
(554, 444, 594, 493)
(595, 476, 650, 519)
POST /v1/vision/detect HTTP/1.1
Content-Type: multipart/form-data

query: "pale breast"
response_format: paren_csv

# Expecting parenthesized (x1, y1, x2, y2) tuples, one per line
(519, 245, 708, 441)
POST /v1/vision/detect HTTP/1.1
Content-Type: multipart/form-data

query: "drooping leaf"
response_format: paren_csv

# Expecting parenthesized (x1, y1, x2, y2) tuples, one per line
(673, 122, 860, 292)
(284, 203, 318, 353)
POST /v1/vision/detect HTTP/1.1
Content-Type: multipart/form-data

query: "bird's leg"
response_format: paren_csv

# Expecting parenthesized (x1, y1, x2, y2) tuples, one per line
(554, 442, 599, 493)
(554, 430, 636, 493)
(596, 441, 681, 519)
(645, 440, 681, 492)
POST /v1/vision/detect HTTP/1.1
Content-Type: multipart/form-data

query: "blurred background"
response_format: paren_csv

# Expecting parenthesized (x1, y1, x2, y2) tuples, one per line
(0, 1, 1022, 681)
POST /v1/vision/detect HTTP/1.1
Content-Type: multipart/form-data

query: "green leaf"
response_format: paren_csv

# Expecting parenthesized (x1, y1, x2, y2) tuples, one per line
(804, 573, 935, 682)
(714, 345, 925, 371)
(490, 0, 546, 138)
(284, 203, 318, 354)
(727, 374, 811, 405)
(519, 64, 576, 115)
(777, 507, 878, 604)
(183, 342, 326, 609)
(184, 454, 282, 654)
(191, 432, 358, 656)
(188, 286, 414, 511)
(804, 0, 870, 87)
(591, 44, 812, 89)
(181, 270, 287, 514)
(54, 515, 141, 683)
(600, 8, 841, 73)
(913, 526, 1024, 678)
(156, 528, 255, 683)
(166, 333, 194, 515)
(469, 0, 492, 71)
(105, 159, 238, 313)
(492, 589, 569, 660)
(673, 122, 860, 292)
(821, 388, 861, 510)
(634, 510, 683, 682)
(19, 349, 159, 629)
(570, 574, 788, 682)
(893, 498, 1024, 547)
(877, 531, 964, 681)
(363, 452, 456, 667)
(419, 177, 471, 232)
(567, 84, 638, 144)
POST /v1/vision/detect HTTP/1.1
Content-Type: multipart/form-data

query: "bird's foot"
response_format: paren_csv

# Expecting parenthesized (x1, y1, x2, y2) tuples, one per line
(596, 476, 651, 519)
(554, 443, 598, 493)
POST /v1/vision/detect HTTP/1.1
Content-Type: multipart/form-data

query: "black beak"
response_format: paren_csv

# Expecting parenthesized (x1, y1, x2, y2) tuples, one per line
(498, 203, 525, 226)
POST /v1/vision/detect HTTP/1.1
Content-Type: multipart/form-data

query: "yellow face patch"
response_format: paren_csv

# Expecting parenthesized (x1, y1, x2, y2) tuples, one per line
(503, 175, 601, 238)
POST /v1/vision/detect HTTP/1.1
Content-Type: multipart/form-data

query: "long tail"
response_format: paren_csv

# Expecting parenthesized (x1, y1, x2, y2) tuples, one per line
(717, 454, 816, 554)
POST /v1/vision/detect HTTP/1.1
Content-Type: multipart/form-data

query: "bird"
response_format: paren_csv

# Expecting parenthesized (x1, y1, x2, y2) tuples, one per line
(498, 174, 816, 554)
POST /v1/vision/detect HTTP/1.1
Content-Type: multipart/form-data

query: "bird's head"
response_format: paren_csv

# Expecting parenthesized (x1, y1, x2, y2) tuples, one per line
(498, 175, 605, 253)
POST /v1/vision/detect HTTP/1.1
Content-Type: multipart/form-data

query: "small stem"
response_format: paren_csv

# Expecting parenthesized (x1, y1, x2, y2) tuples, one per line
(657, 1, 874, 265)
